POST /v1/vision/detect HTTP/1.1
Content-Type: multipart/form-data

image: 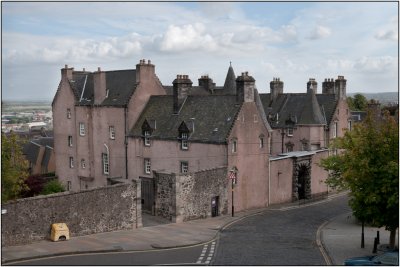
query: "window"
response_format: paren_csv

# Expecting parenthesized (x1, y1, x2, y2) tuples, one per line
(259, 136, 264, 148)
(102, 153, 109, 174)
(254, 114, 258, 123)
(285, 142, 294, 153)
(181, 161, 189, 173)
(144, 158, 151, 174)
(69, 157, 74, 168)
(232, 139, 237, 153)
(333, 122, 338, 138)
(67, 181, 72, 191)
(287, 128, 293, 137)
(181, 132, 188, 150)
(348, 120, 352, 131)
(79, 123, 85, 136)
(67, 108, 71, 119)
(144, 130, 151, 146)
(81, 159, 86, 169)
(109, 126, 115, 140)
(68, 136, 73, 147)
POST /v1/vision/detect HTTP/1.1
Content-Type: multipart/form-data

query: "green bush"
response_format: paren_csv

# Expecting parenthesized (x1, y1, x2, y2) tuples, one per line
(40, 180, 65, 195)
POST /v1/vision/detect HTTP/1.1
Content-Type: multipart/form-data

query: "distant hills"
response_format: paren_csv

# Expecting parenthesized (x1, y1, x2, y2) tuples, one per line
(347, 92, 398, 104)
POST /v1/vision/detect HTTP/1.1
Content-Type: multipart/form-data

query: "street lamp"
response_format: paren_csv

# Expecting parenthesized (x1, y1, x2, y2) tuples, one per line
(229, 167, 238, 217)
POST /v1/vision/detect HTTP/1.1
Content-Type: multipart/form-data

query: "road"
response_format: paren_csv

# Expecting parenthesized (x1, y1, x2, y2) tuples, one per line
(212, 194, 350, 265)
(10, 194, 350, 265)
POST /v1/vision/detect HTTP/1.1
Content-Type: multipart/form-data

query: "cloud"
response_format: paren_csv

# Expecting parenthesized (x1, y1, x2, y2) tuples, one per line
(308, 25, 331, 40)
(354, 56, 396, 73)
(3, 33, 143, 65)
(159, 23, 218, 52)
(375, 29, 398, 41)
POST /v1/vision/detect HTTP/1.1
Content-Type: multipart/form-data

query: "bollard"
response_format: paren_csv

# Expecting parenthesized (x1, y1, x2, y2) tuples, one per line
(376, 231, 380, 244)
(372, 237, 378, 253)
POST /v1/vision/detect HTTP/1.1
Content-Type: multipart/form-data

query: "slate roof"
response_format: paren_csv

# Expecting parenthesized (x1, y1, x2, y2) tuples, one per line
(42, 146, 53, 168)
(162, 65, 236, 96)
(70, 69, 137, 106)
(23, 137, 54, 164)
(129, 95, 242, 144)
(259, 93, 337, 128)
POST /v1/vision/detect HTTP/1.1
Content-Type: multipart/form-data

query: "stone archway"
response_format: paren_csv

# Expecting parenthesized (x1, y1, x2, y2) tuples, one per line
(292, 157, 312, 201)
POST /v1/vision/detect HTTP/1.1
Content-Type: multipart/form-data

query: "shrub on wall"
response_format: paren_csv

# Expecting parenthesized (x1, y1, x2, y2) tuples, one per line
(40, 179, 65, 195)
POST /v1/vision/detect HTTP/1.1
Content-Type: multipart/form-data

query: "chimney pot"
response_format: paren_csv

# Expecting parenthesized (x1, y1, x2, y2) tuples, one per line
(65, 64, 68, 69)
(148, 59, 151, 64)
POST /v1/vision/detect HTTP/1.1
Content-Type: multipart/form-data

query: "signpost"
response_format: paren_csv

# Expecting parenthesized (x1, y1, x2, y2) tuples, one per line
(228, 169, 237, 217)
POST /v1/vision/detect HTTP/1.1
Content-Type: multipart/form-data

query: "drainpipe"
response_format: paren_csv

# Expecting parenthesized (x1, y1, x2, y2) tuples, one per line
(268, 158, 271, 206)
(124, 107, 128, 180)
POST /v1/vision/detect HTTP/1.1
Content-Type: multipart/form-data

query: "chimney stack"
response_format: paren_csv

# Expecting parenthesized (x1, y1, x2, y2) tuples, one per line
(270, 77, 284, 103)
(322, 78, 335, 94)
(61, 64, 74, 81)
(136, 58, 155, 83)
(307, 78, 318, 94)
(173, 74, 192, 114)
(93, 66, 106, 104)
(198, 75, 215, 93)
(236, 71, 255, 103)
(334, 75, 347, 100)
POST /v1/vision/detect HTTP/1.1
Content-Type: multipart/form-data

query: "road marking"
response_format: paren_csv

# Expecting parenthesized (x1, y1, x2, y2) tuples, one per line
(196, 241, 216, 265)
(316, 220, 333, 265)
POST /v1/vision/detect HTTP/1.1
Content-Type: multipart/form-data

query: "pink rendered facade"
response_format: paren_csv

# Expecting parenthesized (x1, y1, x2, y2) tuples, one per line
(227, 101, 270, 212)
(52, 60, 165, 191)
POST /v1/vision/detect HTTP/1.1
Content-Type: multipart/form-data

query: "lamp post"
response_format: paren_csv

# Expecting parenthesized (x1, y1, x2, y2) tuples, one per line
(229, 168, 238, 217)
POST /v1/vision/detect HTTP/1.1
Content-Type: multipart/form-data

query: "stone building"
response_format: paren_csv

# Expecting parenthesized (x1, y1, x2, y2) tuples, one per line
(52, 58, 351, 221)
(23, 137, 55, 175)
(52, 59, 165, 191)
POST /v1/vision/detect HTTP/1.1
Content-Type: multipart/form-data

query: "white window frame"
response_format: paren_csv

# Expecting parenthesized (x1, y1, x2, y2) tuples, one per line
(144, 131, 151, 146)
(181, 132, 188, 150)
(259, 136, 264, 148)
(287, 128, 293, 137)
(67, 108, 71, 119)
(69, 157, 74, 168)
(81, 159, 86, 169)
(109, 126, 115, 140)
(333, 121, 338, 138)
(79, 123, 85, 136)
(68, 135, 73, 147)
(181, 161, 189, 173)
(144, 158, 151, 174)
(102, 153, 109, 175)
(232, 139, 237, 153)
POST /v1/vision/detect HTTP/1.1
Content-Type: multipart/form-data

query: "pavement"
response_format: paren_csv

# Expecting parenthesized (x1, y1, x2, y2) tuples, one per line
(2, 192, 398, 265)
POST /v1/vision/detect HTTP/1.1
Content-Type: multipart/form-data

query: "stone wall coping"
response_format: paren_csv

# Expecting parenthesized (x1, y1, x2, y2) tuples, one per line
(269, 149, 328, 162)
(2, 183, 132, 206)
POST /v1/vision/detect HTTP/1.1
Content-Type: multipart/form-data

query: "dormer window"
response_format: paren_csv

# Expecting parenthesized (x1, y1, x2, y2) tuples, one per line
(144, 130, 151, 146)
(181, 132, 188, 150)
(287, 128, 293, 137)
(142, 119, 154, 147)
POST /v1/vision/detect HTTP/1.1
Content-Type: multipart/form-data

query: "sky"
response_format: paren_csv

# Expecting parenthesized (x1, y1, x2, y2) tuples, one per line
(2, 1, 398, 101)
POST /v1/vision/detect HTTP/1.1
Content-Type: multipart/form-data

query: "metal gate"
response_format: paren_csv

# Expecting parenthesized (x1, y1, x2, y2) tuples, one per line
(140, 177, 155, 214)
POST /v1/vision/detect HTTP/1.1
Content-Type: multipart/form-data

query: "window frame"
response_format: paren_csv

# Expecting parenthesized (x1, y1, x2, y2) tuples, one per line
(69, 157, 74, 168)
(81, 159, 86, 169)
(102, 153, 109, 175)
(181, 161, 189, 174)
(144, 130, 151, 146)
(287, 127, 294, 137)
(109, 126, 115, 140)
(232, 139, 237, 153)
(181, 132, 188, 150)
(259, 135, 264, 149)
(79, 123, 85, 136)
(68, 135, 73, 147)
(144, 158, 151, 174)
(67, 108, 71, 119)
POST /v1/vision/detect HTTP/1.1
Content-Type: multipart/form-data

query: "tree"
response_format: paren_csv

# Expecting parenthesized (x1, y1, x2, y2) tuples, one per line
(320, 110, 398, 248)
(1, 132, 29, 202)
(347, 93, 368, 111)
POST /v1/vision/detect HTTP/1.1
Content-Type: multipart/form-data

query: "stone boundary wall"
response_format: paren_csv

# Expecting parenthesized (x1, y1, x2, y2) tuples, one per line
(1, 182, 141, 247)
(154, 167, 228, 223)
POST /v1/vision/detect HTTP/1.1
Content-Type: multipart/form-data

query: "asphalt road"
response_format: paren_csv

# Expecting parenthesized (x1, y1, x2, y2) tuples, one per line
(212, 194, 350, 265)
(10, 195, 350, 266)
